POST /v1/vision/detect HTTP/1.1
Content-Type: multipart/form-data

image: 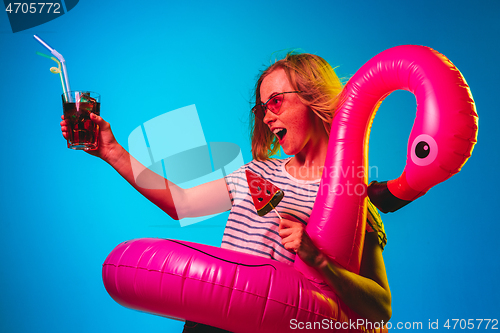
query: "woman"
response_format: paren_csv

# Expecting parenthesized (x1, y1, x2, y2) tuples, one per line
(60, 53, 391, 332)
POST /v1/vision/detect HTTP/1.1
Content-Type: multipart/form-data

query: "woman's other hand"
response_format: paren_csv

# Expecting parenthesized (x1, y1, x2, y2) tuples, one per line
(278, 218, 324, 267)
(280, 217, 392, 322)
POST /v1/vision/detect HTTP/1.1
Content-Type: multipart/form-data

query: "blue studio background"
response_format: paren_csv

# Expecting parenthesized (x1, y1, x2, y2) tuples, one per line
(1, 1, 499, 332)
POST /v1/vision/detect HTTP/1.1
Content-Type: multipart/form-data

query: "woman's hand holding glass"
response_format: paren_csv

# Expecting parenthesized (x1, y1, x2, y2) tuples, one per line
(60, 113, 120, 162)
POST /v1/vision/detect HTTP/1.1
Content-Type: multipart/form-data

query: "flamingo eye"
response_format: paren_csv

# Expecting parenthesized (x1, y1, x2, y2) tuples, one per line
(410, 134, 438, 166)
(415, 141, 430, 158)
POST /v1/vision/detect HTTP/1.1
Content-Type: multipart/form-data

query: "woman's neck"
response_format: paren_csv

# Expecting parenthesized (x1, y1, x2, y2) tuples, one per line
(286, 135, 329, 181)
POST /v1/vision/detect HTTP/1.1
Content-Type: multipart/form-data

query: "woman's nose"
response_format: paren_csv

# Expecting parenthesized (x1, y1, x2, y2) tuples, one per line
(263, 109, 277, 125)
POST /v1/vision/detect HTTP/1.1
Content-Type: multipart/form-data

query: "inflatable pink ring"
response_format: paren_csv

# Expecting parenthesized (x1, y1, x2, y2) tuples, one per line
(102, 45, 478, 333)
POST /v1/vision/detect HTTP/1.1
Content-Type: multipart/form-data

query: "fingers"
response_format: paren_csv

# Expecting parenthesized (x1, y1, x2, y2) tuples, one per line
(278, 218, 303, 231)
(278, 218, 294, 231)
(279, 219, 304, 240)
(90, 113, 111, 133)
(284, 244, 297, 253)
(60, 117, 68, 139)
(90, 113, 105, 125)
(279, 220, 306, 254)
(279, 227, 293, 239)
(281, 235, 299, 252)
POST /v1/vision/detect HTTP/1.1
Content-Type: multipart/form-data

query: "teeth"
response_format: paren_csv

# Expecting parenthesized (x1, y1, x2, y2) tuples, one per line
(273, 128, 287, 140)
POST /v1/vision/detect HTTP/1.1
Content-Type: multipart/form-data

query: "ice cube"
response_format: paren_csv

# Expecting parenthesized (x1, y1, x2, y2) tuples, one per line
(79, 92, 96, 104)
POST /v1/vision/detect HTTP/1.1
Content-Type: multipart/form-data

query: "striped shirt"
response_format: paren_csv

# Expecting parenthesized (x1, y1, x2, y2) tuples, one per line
(222, 158, 387, 265)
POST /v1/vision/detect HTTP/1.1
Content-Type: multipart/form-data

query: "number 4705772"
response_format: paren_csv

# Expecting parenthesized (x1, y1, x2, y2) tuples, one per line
(444, 319, 498, 329)
(5, 3, 61, 14)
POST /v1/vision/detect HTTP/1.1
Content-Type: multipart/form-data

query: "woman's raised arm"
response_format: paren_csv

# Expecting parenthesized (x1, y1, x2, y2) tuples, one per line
(61, 114, 232, 220)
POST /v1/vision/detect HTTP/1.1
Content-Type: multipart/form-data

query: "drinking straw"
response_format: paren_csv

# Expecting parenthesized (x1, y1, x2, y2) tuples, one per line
(33, 35, 72, 101)
(36, 51, 67, 97)
(75, 91, 80, 110)
(50, 59, 67, 98)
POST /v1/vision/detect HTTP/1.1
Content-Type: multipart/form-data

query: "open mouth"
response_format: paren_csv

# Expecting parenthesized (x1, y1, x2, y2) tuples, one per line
(273, 128, 287, 141)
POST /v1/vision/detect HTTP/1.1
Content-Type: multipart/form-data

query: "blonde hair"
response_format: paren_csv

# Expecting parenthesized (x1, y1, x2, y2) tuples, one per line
(251, 52, 344, 160)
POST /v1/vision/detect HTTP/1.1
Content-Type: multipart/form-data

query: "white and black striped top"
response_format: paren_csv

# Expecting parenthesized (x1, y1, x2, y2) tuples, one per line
(222, 158, 386, 265)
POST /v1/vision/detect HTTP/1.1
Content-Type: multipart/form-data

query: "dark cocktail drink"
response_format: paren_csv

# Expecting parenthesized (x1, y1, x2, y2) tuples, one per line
(62, 91, 100, 150)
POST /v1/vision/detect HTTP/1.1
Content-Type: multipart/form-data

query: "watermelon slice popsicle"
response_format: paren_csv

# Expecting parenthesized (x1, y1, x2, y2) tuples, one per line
(245, 170, 284, 219)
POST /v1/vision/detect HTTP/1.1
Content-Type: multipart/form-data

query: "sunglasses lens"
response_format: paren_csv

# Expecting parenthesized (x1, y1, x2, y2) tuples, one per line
(267, 95, 284, 114)
(253, 93, 291, 120)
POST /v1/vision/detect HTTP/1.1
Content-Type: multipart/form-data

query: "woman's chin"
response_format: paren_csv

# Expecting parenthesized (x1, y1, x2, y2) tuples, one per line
(281, 145, 298, 157)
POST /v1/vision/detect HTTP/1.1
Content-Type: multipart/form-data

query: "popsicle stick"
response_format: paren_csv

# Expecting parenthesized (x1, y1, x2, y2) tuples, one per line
(273, 208, 283, 220)
(270, 202, 282, 220)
